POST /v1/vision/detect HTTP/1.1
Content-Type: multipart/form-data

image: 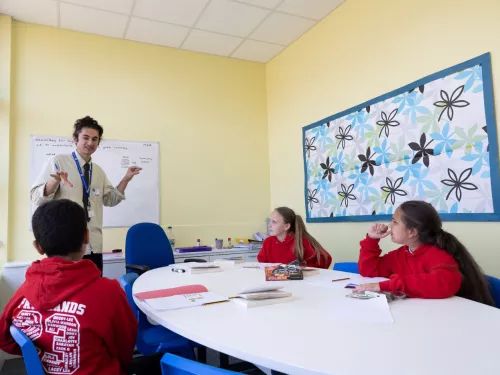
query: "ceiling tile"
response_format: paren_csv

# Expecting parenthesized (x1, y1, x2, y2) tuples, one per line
(231, 39, 283, 63)
(196, 0, 269, 38)
(61, 0, 135, 15)
(60, 3, 129, 39)
(133, 0, 209, 27)
(0, 0, 58, 27)
(125, 17, 189, 48)
(182, 29, 242, 57)
(233, 0, 282, 9)
(277, 0, 344, 20)
(250, 12, 314, 45)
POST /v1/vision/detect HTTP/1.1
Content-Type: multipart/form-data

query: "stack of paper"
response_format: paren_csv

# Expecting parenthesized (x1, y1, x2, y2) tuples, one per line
(231, 285, 294, 308)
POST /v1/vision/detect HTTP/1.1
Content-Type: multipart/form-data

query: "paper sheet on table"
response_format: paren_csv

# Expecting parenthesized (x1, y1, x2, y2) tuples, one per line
(144, 292, 228, 311)
(240, 262, 281, 270)
(305, 275, 388, 289)
(329, 292, 394, 324)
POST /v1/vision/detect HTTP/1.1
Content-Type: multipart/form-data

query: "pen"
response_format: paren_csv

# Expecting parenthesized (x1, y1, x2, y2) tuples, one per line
(332, 277, 350, 282)
(242, 266, 260, 269)
(202, 300, 230, 306)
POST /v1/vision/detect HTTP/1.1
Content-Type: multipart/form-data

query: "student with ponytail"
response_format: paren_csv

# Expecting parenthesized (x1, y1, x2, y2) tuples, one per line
(257, 207, 332, 269)
(356, 200, 494, 305)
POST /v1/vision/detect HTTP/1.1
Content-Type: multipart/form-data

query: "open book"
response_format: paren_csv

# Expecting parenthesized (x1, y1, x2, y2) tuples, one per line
(134, 284, 228, 311)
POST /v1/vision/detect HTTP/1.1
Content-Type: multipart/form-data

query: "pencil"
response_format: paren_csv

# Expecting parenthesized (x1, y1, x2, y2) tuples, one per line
(332, 277, 350, 282)
(202, 300, 230, 306)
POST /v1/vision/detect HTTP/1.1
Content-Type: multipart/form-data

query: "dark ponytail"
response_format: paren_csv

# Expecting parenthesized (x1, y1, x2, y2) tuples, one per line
(399, 201, 494, 306)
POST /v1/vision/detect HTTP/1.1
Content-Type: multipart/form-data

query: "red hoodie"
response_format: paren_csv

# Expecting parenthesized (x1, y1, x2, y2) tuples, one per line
(0, 258, 137, 375)
(358, 236, 462, 298)
(257, 235, 332, 269)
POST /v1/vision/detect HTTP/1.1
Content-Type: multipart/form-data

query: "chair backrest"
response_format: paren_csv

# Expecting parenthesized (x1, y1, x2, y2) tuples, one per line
(9, 326, 45, 375)
(119, 272, 140, 319)
(161, 353, 237, 375)
(486, 275, 500, 308)
(333, 262, 359, 274)
(126, 223, 175, 270)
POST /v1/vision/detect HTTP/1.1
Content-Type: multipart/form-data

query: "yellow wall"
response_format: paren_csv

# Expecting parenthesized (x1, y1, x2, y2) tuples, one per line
(266, 0, 500, 277)
(0, 16, 12, 265)
(7, 21, 270, 261)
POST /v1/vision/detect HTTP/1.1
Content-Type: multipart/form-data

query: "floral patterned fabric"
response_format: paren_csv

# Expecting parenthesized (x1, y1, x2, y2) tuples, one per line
(303, 54, 499, 222)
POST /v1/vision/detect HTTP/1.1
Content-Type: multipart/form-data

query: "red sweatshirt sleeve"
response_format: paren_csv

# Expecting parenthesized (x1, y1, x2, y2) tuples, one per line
(303, 241, 332, 269)
(0, 290, 24, 355)
(379, 261, 462, 299)
(257, 238, 271, 263)
(358, 236, 398, 277)
(104, 282, 138, 370)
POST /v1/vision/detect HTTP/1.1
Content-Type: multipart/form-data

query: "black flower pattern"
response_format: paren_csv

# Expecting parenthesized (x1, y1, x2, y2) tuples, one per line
(307, 189, 319, 210)
(408, 85, 425, 94)
(320, 156, 335, 182)
(483, 126, 489, 152)
(335, 125, 354, 150)
(381, 177, 408, 205)
(376, 109, 400, 137)
(409, 133, 435, 167)
(358, 147, 377, 176)
(338, 184, 356, 207)
(441, 168, 478, 202)
(433, 85, 470, 122)
(305, 137, 317, 158)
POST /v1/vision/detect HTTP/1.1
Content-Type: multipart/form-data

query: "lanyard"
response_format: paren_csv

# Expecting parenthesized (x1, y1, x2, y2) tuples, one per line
(72, 152, 92, 199)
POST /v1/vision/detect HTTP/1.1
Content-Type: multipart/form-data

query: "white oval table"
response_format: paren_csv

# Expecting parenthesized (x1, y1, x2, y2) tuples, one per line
(133, 264, 500, 375)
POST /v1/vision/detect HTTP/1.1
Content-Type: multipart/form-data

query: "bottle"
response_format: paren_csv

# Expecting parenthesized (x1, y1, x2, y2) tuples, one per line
(196, 239, 201, 247)
(228, 237, 232, 248)
(166, 226, 176, 248)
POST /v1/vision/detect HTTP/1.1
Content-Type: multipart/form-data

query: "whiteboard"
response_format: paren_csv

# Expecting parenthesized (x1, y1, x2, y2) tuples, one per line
(30, 135, 160, 227)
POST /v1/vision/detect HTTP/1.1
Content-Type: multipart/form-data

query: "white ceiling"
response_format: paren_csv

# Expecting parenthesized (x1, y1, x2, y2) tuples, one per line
(0, 0, 344, 63)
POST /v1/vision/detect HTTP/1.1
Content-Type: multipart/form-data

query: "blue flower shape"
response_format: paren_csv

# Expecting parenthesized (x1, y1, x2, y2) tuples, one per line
(454, 65, 483, 92)
(373, 139, 392, 167)
(396, 158, 422, 182)
(403, 94, 430, 124)
(408, 168, 437, 199)
(392, 91, 417, 113)
(461, 143, 490, 177)
(430, 123, 456, 158)
(348, 165, 368, 188)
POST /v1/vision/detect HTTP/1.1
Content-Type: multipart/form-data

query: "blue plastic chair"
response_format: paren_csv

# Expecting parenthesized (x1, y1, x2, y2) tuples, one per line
(9, 326, 44, 375)
(119, 273, 195, 358)
(125, 223, 176, 275)
(161, 353, 237, 375)
(333, 262, 359, 274)
(487, 275, 500, 308)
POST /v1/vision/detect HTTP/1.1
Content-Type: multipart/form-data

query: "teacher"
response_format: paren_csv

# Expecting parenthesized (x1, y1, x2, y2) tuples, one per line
(30, 116, 141, 273)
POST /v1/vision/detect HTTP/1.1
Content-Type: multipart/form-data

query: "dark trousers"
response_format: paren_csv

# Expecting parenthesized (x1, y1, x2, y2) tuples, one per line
(83, 252, 103, 276)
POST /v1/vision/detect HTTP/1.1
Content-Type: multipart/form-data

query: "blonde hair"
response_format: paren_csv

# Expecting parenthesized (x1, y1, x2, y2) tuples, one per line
(274, 207, 329, 265)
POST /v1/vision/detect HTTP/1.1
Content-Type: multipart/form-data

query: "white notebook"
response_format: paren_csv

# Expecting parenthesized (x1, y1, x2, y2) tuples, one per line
(145, 292, 228, 311)
(232, 296, 295, 308)
(237, 290, 292, 300)
(168, 263, 223, 274)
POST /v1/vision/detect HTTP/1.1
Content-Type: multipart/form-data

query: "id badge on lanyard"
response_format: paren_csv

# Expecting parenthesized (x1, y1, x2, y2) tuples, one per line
(72, 152, 95, 218)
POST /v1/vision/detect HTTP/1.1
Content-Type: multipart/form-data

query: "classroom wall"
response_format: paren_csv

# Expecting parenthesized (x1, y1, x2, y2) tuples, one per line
(5, 20, 270, 262)
(0, 16, 12, 266)
(266, 0, 500, 277)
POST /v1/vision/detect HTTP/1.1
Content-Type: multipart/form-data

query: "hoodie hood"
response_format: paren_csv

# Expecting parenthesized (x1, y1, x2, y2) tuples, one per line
(20, 257, 101, 312)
